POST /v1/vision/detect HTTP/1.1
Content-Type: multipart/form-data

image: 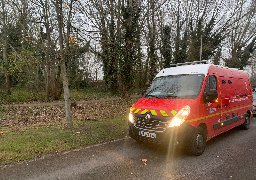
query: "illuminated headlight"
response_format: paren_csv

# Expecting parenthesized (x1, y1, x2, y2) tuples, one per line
(129, 113, 134, 123)
(169, 105, 190, 127)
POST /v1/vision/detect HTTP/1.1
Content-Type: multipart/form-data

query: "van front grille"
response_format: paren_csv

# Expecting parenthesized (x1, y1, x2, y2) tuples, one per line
(134, 117, 169, 132)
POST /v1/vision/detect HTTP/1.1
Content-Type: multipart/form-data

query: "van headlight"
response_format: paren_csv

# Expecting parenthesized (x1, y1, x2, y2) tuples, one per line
(129, 113, 134, 123)
(169, 105, 190, 127)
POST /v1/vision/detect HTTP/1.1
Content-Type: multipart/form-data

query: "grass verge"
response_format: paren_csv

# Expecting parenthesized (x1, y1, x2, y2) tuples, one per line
(0, 115, 129, 166)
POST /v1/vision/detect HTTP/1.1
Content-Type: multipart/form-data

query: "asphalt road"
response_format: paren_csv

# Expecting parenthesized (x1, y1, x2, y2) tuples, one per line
(1, 118, 256, 180)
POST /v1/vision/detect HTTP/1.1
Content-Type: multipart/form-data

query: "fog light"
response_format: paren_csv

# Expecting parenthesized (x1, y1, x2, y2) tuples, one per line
(129, 113, 134, 123)
(169, 117, 184, 127)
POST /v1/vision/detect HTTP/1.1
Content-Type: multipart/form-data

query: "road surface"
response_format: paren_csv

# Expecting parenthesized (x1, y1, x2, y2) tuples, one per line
(1, 118, 256, 180)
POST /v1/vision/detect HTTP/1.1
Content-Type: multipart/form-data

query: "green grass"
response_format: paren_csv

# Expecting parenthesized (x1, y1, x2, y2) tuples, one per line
(0, 115, 129, 165)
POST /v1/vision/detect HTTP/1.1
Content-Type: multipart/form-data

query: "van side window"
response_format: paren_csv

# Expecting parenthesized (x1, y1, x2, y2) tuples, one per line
(203, 75, 218, 103)
(205, 75, 217, 91)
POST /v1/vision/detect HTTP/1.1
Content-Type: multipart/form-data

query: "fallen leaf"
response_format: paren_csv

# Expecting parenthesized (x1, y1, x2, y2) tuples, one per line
(76, 132, 81, 134)
(0, 132, 3, 134)
(141, 159, 147, 162)
(141, 159, 147, 165)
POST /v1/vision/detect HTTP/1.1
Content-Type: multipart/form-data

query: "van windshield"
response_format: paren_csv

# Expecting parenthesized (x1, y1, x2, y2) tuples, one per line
(144, 74, 205, 99)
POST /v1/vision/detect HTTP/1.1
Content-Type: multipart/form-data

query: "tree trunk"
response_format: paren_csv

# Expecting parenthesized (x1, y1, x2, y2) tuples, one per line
(5, 72, 11, 95)
(45, 2, 51, 102)
(55, 0, 73, 128)
(2, 0, 11, 95)
(61, 60, 72, 128)
(3, 32, 11, 95)
(45, 63, 50, 101)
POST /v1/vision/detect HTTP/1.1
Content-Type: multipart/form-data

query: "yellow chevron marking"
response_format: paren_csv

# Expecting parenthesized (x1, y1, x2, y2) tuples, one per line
(150, 110, 157, 116)
(160, 110, 168, 116)
(171, 110, 177, 116)
(140, 109, 149, 114)
(134, 109, 141, 114)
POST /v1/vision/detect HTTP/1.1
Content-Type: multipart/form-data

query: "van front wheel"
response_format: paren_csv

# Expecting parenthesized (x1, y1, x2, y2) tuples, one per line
(241, 115, 250, 130)
(188, 127, 207, 156)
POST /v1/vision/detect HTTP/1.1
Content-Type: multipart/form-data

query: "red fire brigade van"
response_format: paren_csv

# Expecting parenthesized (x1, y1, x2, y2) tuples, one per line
(128, 61, 253, 155)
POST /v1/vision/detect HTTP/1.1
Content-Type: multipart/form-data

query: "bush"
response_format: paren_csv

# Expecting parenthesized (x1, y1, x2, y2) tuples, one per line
(0, 105, 6, 116)
(3, 85, 116, 103)
(6, 90, 33, 102)
(0, 90, 7, 103)
(6, 90, 47, 103)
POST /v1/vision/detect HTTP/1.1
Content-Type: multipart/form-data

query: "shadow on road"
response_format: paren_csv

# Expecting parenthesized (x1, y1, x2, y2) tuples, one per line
(206, 126, 241, 147)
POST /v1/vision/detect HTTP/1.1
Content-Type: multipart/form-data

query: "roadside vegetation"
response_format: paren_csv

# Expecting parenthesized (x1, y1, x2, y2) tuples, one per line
(0, 87, 117, 104)
(0, 92, 138, 165)
(0, 115, 129, 165)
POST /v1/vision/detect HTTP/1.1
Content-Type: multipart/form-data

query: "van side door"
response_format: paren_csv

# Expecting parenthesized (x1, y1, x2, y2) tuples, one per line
(218, 76, 234, 126)
(202, 75, 222, 139)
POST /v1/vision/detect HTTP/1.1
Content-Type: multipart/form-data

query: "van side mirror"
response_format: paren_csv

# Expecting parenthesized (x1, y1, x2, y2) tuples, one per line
(142, 90, 146, 96)
(203, 89, 218, 103)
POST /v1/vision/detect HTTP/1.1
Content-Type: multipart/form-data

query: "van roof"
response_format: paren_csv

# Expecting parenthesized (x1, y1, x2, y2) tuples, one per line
(156, 64, 212, 77)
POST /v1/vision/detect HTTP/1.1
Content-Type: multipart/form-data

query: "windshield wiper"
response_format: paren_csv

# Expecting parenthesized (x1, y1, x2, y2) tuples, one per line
(165, 95, 178, 99)
(146, 94, 160, 99)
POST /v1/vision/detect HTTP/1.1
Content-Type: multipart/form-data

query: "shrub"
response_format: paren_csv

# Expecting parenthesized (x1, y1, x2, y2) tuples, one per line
(0, 105, 6, 116)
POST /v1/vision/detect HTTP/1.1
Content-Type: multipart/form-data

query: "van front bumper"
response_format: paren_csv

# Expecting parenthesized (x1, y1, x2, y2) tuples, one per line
(128, 122, 195, 147)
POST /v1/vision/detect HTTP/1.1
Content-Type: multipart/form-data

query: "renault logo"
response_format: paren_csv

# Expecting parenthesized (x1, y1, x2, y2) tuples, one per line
(145, 113, 151, 123)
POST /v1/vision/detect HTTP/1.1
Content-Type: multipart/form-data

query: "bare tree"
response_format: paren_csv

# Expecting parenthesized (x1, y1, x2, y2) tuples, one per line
(40, 0, 61, 101)
(1, 0, 11, 95)
(225, 0, 256, 69)
(53, 0, 74, 128)
(148, 0, 158, 82)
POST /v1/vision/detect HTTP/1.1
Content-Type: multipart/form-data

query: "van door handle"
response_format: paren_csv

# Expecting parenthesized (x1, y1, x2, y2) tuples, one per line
(217, 105, 221, 108)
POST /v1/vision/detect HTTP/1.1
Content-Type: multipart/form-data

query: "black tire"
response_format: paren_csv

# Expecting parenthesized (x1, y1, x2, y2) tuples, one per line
(188, 127, 207, 156)
(129, 128, 136, 140)
(241, 114, 250, 130)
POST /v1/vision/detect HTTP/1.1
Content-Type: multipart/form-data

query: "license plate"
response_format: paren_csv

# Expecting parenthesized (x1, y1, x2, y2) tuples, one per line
(139, 131, 156, 138)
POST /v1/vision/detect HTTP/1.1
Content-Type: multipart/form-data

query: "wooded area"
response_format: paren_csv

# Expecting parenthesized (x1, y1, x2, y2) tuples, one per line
(0, 0, 256, 128)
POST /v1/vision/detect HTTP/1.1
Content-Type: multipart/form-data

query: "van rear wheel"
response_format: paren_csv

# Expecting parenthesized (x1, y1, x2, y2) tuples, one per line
(188, 127, 207, 156)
